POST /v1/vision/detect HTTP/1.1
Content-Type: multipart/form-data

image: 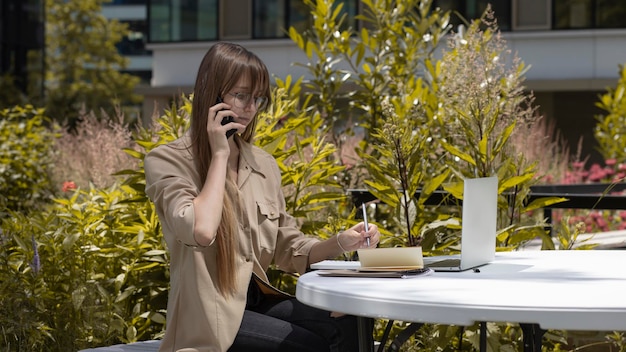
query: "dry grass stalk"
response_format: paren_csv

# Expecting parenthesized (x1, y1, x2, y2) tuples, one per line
(51, 106, 138, 191)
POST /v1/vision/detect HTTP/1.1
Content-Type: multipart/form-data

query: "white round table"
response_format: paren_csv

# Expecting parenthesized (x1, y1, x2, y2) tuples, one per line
(297, 250, 626, 351)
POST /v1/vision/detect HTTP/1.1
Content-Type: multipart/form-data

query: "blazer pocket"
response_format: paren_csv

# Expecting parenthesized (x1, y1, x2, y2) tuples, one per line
(256, 201, 280, 249)
(257, 201, 280, 220)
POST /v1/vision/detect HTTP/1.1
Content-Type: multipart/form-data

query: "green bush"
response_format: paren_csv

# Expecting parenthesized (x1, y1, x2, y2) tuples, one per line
(256, 77, 349, 237)
(0, 105, 58, 217)
(286, 1, 573, 351)
(595, 64, 626, 164)
(289, 1, 559, 252)
(0, 183, 167, 351)
(0, 73, 28, 108)
(0, 100, 177, 350)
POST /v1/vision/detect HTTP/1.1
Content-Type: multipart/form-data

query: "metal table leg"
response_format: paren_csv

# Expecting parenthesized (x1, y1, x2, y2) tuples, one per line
(520, 323, 545, 352)
(357, 317, 374, 352)
(480, 322, 487, 352)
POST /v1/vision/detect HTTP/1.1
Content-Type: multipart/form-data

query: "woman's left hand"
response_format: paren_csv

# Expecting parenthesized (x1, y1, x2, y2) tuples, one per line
(337, 222, 380, 252)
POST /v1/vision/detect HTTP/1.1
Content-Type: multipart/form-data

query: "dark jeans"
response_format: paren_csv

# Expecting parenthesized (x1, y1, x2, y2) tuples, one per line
(228, 278, 360, 352)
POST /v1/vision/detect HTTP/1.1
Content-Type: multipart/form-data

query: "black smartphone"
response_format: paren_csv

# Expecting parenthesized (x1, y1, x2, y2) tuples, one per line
(216, 97, 236, 138)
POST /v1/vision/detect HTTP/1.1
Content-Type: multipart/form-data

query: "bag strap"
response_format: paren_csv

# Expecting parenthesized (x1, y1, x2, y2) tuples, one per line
(386, 323, 423, 352)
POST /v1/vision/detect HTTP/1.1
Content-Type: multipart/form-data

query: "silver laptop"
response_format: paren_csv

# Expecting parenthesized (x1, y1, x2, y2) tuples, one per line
(423, 176, 498, 272)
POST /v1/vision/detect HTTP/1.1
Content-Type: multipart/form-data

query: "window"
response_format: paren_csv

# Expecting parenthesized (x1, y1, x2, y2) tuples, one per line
(1, 0, 44, 96)
(253, 0, 287, 38)
(118, 20, 151, 55)
(595, 0, 626, 28)
(553, 0, 626, 29)
(149, 0, 171, 42)
(148, 0, 358, 43)
(148, 0, 218, 43)
(433, 0, 511, 31)
(286, 0, 311, 35)
(109, 0, 147, 4)
(253, 0, 357, 39)
(554, 0, 593, 28)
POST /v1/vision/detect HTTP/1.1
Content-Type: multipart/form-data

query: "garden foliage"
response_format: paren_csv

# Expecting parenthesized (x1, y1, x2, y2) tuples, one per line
(1, 185, 167, 351)
(1, 120, 169, 350)
(427, 9, 565, 251)
(0, 105, 58, 216)
(0, 74, 28, 108)
(595, 64, 626, 164)
(289, 0, 560, 254)
(2, 0, 626, 351)
(45, 0, 141, 125)
(286, 1, 610, 351)
(290, 0, 454, 249)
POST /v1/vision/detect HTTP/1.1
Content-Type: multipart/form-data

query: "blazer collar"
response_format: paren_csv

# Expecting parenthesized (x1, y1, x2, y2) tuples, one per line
(236, 136, 266, 187)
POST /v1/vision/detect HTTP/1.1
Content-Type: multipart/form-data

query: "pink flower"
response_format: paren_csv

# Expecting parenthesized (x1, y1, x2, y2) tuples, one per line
(62, 181, 77, 192)
(595, 217, 608, 230)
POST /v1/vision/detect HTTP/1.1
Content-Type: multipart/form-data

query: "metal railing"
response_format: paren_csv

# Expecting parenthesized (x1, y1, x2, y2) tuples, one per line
(348, 183, 626, 231)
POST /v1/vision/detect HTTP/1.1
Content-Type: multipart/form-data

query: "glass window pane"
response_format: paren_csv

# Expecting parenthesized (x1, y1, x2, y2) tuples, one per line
(287, 0, 311, 34)
(149, 0, 217, 43)
(338, 0, 358, 31)
(434, 0, 510, 31)
(254, 0, 286, 38)
(595, 0, 626, 28)
(109, 0, 146, 4)
(554, 0, 593, 29)
(118, 20, 150, 55)
(1, 0, 45, 98)
(149, 0, 171, 42)
(285, 0, 357, 35)
(196, 0, 217, 41)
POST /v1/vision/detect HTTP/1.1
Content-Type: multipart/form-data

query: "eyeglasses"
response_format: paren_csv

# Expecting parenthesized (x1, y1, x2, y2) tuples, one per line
(227, 92, 269, 111)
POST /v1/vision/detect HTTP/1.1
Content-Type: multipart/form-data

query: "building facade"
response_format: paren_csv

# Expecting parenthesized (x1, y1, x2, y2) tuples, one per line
(102, 0, 152, 84)
(145, 0, 626, 163)
(0, 0, 45, 103)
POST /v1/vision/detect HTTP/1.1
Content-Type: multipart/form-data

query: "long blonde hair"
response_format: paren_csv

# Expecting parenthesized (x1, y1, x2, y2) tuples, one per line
(190, 42, 271, 296)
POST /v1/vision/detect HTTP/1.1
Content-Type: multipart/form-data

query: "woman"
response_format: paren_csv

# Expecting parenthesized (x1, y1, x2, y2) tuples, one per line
(144, 42, 380, 352)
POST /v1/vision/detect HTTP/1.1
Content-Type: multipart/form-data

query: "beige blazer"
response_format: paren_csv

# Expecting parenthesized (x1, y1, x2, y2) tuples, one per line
(144, 134, 319, 352)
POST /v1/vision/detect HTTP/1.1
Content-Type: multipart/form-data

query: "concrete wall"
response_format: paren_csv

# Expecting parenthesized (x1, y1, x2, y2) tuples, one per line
(147, 30, 626, 93)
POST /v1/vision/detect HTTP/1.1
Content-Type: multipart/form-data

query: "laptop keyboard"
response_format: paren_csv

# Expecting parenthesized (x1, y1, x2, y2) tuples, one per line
(426, 259, 461, 268)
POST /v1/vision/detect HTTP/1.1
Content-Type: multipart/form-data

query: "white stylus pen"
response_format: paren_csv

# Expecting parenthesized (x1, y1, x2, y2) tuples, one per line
(362, 203, 370, 247)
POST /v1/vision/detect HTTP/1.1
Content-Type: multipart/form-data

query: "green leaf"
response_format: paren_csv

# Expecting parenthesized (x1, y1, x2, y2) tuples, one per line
(500, 174, 534, 191)
(131, 262, 161, 271)
(441, 141, 476, 166)
(443, 181, 464, 200)
(523, 197, 568, 212)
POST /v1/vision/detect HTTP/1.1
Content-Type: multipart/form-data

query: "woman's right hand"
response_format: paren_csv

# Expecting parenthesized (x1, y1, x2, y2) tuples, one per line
(207, 100, 243, 152)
